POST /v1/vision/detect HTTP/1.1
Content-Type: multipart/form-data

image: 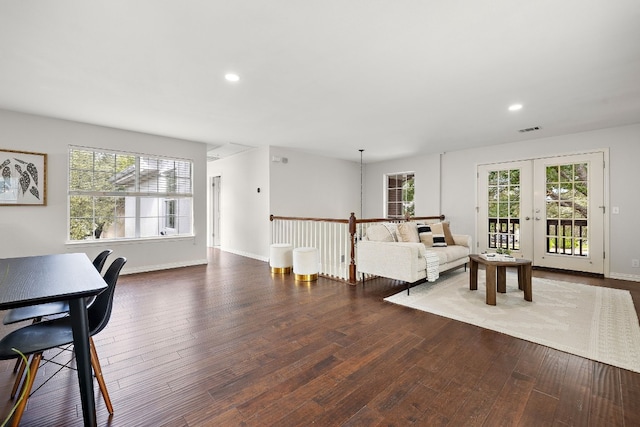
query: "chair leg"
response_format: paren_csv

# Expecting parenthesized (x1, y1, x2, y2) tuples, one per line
(10, 353, 42, 427)
(12, 357, 22, 373)
(90, 337, 114, 414)
(10, 355, 29, 398)
(11, 317, 43, 378)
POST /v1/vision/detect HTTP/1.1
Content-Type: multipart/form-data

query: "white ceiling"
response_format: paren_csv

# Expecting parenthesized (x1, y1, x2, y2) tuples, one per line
(1, 1, 639, 163)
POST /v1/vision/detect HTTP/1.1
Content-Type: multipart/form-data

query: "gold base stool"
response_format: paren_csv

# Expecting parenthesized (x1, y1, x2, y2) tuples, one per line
(269, 244, 293, 274)
(294, 273, 318, 282)
(293, 247, 319, 282)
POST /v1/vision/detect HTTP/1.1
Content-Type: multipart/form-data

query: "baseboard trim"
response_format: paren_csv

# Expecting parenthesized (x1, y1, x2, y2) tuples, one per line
(121, 258, 209, 275)
(609, 272, 640, 282)
(220, 247, 269, 263)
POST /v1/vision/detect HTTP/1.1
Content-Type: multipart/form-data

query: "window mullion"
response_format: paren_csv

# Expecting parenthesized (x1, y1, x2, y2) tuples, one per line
(135, 157, 141, 238)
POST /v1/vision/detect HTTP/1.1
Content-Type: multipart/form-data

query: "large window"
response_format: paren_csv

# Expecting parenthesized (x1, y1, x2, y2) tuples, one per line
(386, 172, 415, 218)
(68, 147, 193, 241)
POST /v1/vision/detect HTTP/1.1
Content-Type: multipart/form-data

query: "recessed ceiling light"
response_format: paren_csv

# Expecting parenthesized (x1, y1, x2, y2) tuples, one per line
(225, 73, 240, 82)
(508, 104, 523, 111)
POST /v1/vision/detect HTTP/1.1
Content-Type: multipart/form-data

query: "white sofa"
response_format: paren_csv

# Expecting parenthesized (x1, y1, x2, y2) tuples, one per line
(357, 222, 471, 293)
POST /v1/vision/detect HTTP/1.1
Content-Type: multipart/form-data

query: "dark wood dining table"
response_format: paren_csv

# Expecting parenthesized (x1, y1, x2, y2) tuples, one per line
(0, 253, 108, 427)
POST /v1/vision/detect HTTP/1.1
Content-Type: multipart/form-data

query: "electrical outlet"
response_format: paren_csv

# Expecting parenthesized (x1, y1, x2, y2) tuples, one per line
(632, 259, 640, 268)
(340, 254, 345, 263)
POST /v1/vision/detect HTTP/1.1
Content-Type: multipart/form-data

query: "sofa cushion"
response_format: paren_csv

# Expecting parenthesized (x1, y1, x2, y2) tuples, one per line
(429, 222, 447, 247)
(366, 223, 397, 242)
(427, 245, 470, 264)
(416, 224, 433, 246)
(442, 222, 455, 246)
(397, 222, 420, 243)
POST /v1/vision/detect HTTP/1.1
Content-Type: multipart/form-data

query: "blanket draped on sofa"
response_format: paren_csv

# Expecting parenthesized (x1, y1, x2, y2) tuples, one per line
(425, 250, 440, 282)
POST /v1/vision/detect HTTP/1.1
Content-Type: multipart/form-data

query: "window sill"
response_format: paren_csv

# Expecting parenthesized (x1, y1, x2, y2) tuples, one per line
(65, 235, 196, 247)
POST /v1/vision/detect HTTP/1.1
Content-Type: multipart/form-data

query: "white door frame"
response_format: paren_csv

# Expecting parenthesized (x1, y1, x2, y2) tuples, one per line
(477, 160, 533, 260)
(210, 175, 221, 247)
(532, 152, 605, 274)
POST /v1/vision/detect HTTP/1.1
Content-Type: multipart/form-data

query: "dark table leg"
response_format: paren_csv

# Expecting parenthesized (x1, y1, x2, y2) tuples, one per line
(517, 266, 524, 290)
(469, 258, 478, 291)
(523, 263, 532, 301)
(485, 264, 497, 305)
(69, 298, 97, 427)
(497, 266, 507, 293)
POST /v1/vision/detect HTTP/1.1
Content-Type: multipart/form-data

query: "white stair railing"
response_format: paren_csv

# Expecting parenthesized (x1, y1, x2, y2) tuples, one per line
(270, 215, 351, 281)
(270, 213, 445, 284)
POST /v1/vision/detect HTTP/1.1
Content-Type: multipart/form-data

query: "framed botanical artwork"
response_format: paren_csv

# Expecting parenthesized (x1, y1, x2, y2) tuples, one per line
(0, 149, 47, 206)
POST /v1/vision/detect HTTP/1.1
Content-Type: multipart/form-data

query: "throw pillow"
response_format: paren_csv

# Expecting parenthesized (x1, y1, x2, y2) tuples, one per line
(417, 224, 433, 246)
(429, 222, 447, 247)
(365, 223, 397, 242)
(442, 221, 455, 246)
(397, 222, 419, 243)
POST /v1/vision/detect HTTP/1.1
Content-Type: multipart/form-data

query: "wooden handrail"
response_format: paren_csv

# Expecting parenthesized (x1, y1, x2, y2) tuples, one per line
(354, 215, 445, 224)
(270, 214, 444, 224)
(270, 214, 349, 224)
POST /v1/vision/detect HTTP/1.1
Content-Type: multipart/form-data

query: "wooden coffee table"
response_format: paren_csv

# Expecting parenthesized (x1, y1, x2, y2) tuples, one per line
(468, 254, 532, 305)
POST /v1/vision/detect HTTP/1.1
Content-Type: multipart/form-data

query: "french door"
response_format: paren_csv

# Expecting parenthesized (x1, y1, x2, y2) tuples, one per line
(477, 152, 604, 274)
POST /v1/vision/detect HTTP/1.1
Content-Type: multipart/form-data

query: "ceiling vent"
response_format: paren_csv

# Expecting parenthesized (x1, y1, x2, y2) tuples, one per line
(518, 126, 541, 133)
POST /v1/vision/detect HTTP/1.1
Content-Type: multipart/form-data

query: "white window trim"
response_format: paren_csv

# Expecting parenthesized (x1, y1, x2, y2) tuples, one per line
(67, 145, 194, 242)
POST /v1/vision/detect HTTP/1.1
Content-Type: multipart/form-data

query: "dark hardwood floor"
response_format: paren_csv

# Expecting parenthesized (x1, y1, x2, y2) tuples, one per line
(1, 248, 639, 426)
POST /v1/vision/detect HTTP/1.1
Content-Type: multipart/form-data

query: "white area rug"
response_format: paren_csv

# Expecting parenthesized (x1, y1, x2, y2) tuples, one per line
(384, 270, 640, 373)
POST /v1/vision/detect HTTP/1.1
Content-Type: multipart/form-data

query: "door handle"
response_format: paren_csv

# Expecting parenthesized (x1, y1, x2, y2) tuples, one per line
(525, 216, 531, 220)
(535, 217, 541, 221)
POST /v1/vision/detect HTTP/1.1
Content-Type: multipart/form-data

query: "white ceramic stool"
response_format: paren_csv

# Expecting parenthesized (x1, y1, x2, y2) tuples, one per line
(270, 243, 293, 274)
(293, 247, 319, 281)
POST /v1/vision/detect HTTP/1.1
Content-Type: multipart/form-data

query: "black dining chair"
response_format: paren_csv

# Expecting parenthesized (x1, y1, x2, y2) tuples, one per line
(2, 249, 113, 326)
(3, 249, 114, 393)
(0, 257, 126, 427)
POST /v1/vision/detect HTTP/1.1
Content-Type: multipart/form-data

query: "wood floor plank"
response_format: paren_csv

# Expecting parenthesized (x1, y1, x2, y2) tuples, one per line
(534, 347, 570, 398)
(551, 353, 593, 426)
(620, 367, 640, 426)
(447, 351, 521, 426)
(482, 371, 536, 426)
(0, 248, 638, 426)
(590, 363, 624, 426)
(518, 389, 558, 427)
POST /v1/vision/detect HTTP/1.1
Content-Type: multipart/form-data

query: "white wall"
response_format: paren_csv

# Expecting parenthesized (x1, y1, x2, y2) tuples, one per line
(207, 146, 271, 260)
(440, 124, 640, 280)
(368, 123, 640, 281)
(207, 146, 360, 260)
(269, 146, 360, 218)
(0, 109, 208, 273)
(7, 108, 635, 280)
(363, 153, 441, 218)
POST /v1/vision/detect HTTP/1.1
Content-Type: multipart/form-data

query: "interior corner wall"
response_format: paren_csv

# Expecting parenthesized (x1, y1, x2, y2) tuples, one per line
(207, 146, 360, 261)
(269, 146, 360, 219)
(439, 123, 640, 280)
(207, 146, 271, 261)
(0, 109, 209, 274)
(363, 153, 441, 219)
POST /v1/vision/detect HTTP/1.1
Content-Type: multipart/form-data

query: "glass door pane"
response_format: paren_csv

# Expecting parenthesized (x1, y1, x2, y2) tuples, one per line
(487, 168, 521, 252)
(477, 160, 532, 260)
(545, 162, 589, 257)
